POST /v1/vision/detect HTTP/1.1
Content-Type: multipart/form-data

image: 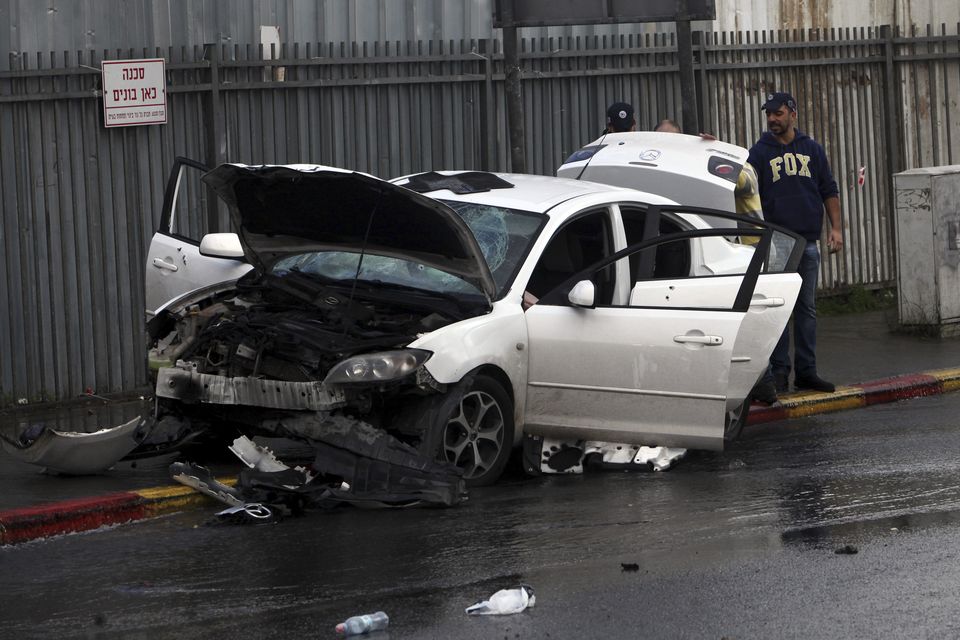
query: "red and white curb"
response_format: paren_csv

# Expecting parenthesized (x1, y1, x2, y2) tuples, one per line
(5, 367, 960, 546)
(748, 367, 960, 425)
(0, 480, 235, 546)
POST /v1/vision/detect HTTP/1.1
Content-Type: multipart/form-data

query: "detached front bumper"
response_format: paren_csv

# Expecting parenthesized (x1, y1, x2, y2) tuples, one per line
(0, 417, 148, 475)
(156, 366, 347, 411)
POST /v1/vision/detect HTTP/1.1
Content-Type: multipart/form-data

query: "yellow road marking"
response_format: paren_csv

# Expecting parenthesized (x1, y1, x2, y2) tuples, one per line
(134, 477, 238, 502)
(929, 368, 960, 392)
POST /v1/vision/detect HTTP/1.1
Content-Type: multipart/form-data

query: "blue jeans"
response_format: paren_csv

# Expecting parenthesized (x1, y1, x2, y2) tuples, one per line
(772, 242, 821, 378)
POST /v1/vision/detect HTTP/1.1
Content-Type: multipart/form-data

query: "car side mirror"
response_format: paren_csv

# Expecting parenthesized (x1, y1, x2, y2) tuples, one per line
(567, 280, 595, 308)
(199, 232, 245, 258)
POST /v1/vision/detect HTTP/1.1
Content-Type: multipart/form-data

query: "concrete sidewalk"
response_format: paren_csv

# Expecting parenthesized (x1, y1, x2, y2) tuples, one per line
(3, 310, 960, 546)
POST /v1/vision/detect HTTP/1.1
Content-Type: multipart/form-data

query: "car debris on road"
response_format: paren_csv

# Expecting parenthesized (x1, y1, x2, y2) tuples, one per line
(172, 433, 465, 517)
(0, 417, 147, 475)
(525, 436, 687, 474)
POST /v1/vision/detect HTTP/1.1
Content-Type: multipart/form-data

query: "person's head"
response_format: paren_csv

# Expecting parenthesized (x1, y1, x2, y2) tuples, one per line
(762, 92, 798, 137)
(606, 102, 636, 133)
(654, 118, 681, 133)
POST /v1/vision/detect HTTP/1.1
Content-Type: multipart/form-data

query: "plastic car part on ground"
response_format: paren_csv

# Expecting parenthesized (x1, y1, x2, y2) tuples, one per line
(215, 503, 282, 525)
(0, 417, 148, 475)
(523, 435, 687, 474)
(603, 444, 687, 471)
(466, 585, 536, 615)
(228, 435, 315, 484)
(171, 417, 467, 520)
(257, 412, 466, 506)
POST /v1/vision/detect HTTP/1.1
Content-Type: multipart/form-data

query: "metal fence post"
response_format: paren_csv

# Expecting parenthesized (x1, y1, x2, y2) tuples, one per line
(501, 0, 526, 173)
(479, 38, 497, 171)
(676, 12, 700, 134)
(205, 42, 225, 233)
(881, 25, 903, 176)
(880, 24, 903, 262)
(694, 29, 708, 134)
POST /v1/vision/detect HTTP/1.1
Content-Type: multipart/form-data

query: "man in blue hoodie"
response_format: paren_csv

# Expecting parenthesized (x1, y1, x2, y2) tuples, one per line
(748, 92, 842, 398)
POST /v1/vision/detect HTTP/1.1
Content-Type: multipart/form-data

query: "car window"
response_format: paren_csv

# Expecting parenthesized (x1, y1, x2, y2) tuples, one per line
(569, 230, 763, 311)
(619, 206, 691, 280)
(529, 204, 802, 310)
(675, 209, 801, 275)
(527, 209, 616, 305)
(441, 201, 546, 298)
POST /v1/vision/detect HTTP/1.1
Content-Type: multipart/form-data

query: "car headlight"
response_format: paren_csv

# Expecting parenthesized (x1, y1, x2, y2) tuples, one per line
(323, 349, 432, 385)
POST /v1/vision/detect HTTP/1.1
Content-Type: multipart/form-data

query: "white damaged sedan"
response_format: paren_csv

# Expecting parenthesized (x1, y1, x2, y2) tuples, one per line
(132, 156, 803, 489)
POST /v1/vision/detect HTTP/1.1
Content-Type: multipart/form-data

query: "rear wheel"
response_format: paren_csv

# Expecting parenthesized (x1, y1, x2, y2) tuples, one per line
(436, 375, 514, 487)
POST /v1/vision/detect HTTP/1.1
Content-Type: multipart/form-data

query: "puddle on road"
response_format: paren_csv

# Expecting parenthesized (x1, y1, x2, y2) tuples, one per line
(782, 508, 960, 547)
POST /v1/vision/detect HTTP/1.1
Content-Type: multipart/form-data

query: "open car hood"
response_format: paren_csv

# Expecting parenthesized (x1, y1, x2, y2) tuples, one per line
(557, 132, 748, 214)
(203, 164, 497, 300)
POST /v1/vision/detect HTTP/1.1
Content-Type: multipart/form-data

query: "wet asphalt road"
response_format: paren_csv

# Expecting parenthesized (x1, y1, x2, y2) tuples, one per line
(4, 392, 960, 639)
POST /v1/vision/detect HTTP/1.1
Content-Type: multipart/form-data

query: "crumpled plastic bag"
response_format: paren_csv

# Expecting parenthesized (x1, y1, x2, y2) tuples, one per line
(465, 585, 535, 615)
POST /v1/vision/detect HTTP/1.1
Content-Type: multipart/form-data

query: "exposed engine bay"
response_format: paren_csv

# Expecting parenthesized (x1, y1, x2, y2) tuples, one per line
(150, 271, 484, 383)
(147, 268, 493, 441)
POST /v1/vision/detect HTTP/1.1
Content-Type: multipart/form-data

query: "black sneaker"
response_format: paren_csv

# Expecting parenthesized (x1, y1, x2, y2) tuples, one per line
(773, 373, 789, 394)
(795, 373, 835, 393)
(750, 380, 778, 405)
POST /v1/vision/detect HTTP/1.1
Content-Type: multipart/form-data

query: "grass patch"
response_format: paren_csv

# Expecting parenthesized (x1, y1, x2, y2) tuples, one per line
(818, 285, 896, 316)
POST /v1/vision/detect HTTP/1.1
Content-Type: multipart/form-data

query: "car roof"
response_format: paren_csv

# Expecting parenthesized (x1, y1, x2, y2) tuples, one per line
(392, 171, 675, 215)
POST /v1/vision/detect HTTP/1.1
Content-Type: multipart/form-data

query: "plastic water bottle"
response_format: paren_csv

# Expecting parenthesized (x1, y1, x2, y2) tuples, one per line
(335, 611, 389, 636)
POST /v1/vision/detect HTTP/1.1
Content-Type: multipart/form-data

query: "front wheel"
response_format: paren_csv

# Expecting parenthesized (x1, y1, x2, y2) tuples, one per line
(436, 375, 514, 487)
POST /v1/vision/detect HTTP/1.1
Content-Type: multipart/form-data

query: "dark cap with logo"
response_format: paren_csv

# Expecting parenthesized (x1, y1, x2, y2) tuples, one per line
(762, 92, 797, 112)
(606, 102, 635, 132)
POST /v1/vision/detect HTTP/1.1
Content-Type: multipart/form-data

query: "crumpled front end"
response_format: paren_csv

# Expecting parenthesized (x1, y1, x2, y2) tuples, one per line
(142, 273, 479, 508)
(155, 365, 347, 411)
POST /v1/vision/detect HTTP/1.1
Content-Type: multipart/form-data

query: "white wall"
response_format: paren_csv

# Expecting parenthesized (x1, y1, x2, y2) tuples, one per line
(709, 0, 960, 32)
(3, 0, 958, 70)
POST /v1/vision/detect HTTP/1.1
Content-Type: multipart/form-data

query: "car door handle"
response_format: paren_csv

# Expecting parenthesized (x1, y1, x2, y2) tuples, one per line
(152, 257, 179, 272)
(673, 335, 723, 345)
(750, 297, 785, 307)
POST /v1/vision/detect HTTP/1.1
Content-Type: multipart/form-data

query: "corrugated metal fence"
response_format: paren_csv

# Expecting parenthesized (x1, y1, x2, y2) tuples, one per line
(1, 25, 958, 405)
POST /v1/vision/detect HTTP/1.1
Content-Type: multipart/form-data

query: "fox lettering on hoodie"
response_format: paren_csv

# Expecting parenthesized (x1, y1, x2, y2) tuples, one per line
(769, 152, 812, 181)
(747, 130, 838, 241)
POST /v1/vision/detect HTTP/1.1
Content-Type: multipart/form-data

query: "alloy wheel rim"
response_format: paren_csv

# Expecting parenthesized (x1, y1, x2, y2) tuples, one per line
(442, 390, 505, 479)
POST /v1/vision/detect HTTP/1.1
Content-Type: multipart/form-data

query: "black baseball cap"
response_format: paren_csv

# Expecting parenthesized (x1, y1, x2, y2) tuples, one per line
(762, 92, 797, 112)
(606, 102, 635, 132)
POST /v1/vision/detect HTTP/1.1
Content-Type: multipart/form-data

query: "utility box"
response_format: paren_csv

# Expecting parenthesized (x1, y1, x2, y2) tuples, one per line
(894, 165, 960, 336)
